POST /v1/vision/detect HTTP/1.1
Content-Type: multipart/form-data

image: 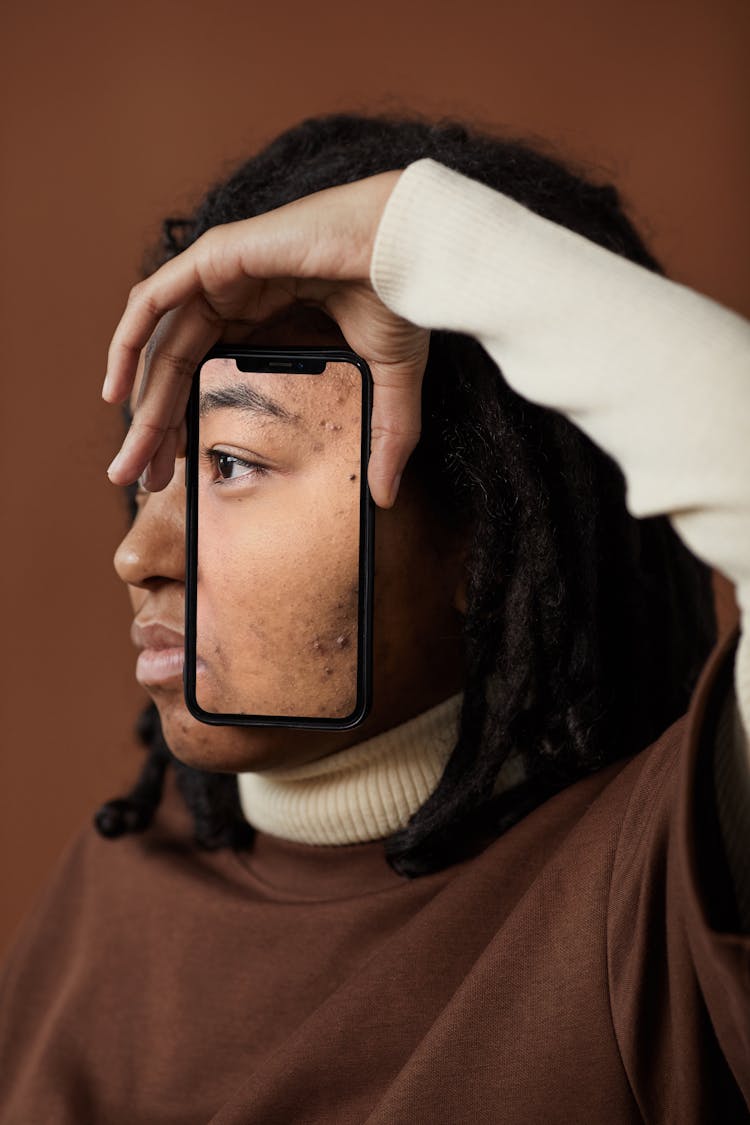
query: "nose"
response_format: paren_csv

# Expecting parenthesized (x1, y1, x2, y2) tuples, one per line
(114, 460, 186, 589)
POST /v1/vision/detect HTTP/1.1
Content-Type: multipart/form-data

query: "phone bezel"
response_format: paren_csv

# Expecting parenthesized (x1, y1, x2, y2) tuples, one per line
(184, 344, 374, 729)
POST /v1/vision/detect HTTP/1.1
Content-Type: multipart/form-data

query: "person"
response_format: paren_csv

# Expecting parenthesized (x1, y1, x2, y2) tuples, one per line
(0, 113, 748, 1123)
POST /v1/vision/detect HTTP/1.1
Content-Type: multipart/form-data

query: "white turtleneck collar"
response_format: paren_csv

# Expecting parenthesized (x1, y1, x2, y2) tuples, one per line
(237, 694, 527, 846)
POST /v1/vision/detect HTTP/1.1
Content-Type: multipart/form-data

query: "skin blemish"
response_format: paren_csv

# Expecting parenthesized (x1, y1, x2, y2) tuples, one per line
(349, 474, 357, 482)
(336, 634, 349, 649)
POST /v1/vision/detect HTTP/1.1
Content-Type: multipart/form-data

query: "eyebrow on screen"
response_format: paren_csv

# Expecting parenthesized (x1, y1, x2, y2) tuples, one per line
(199, 384, 300, 424)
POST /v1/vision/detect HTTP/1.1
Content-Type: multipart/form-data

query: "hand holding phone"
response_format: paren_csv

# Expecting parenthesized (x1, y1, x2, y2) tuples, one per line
(103, 169, 429, 510)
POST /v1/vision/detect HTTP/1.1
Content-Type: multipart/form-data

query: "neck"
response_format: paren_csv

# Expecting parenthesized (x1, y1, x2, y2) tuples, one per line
(237, 694, 527, 846)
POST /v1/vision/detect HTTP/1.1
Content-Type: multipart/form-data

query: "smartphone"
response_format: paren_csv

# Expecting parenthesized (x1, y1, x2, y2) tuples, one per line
(184, 344, 374, 729)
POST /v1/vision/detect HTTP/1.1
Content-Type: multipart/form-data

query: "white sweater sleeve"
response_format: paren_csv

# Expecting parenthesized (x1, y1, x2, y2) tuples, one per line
(370, 157, 750, 755)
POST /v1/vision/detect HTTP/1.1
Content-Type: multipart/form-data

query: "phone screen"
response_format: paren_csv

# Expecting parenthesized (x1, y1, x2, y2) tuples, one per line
(185, 346, 373, 729)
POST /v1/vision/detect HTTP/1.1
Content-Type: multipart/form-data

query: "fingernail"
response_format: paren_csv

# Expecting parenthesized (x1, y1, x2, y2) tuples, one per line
(140, 466, 152, 491)
(101, 372, 112, 400)
(390, 473, 402, 506)
(107, 450, 126, 479)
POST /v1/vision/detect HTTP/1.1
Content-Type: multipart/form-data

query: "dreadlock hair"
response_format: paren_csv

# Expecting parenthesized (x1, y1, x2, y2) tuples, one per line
(95, 111, 717, 877)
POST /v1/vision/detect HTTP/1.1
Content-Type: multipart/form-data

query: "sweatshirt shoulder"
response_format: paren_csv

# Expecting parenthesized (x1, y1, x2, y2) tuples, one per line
(0, 767, 222, 983)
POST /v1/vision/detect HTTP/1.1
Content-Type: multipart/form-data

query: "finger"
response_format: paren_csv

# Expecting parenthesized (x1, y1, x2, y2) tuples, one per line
(103, 216, 303, 404)
(367, 374, 424, 509)
(139, 425, 180, 492)
(108, 281, 302, 486)
(107, 296, 221, 485)
(103, 247, 213, 403)
(141, 357, 198, 490)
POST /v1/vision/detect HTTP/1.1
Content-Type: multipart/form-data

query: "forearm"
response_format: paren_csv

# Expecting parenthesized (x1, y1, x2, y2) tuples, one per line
(371, 158, 750, 752)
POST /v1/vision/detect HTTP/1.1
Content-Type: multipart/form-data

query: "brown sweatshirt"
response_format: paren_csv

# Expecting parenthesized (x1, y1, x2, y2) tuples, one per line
(0, 626, 747, 1123)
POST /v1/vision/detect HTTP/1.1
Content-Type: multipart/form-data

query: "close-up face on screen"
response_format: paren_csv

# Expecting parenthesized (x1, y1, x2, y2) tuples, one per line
(189, 354, 365, 723)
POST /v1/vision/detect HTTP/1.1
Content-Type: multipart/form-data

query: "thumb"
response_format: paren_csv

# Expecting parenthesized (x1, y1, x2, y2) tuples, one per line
(367, 369, 424, 508)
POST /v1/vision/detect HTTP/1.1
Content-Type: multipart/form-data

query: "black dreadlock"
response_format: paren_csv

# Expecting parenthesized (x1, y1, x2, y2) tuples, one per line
(95, 112, 716, 877)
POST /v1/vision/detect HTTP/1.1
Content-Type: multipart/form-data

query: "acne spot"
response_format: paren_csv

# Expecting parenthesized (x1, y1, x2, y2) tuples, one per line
(324, 666, 334, 676)
(318, 419, 342, 431)
(335, 634, 349, 649)
(349, 474, 357, 482)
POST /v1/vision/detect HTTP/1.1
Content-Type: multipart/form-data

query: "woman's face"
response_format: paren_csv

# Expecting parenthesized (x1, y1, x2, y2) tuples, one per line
(114, 310, 467, 773)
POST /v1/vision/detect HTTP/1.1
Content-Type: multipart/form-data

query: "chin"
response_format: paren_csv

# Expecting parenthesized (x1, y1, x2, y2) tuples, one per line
(152, 692, 326, 774)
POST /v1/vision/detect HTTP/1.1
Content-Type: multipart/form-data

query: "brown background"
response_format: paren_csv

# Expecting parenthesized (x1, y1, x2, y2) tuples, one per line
(1, 0, 748, 956)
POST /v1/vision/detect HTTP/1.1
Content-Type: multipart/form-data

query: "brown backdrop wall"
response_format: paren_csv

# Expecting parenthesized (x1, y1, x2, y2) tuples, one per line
(1, 0, 748, 955)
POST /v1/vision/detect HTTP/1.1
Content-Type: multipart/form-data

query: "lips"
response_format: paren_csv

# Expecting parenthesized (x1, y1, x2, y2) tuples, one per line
(131, 620, 185, 688)
(131, 621, 185, 651)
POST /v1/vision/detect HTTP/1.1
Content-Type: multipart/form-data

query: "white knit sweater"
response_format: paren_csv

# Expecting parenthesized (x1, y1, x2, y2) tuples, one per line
(239, 158, 750, 857)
